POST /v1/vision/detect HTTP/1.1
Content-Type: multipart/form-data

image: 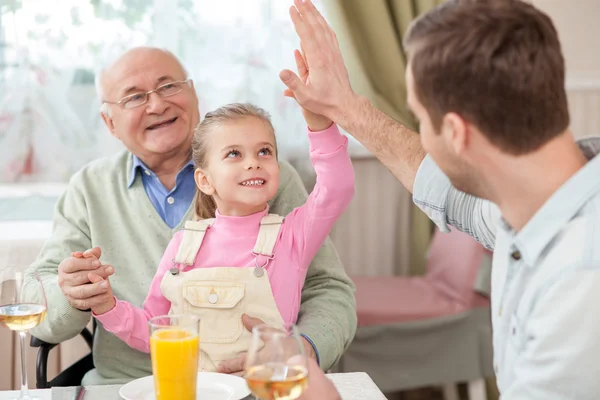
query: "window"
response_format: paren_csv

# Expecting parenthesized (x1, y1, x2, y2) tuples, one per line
(0, 0, 327, 182)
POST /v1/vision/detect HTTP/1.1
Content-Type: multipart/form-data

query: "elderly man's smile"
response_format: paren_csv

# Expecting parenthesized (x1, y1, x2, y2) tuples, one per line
(146, 117, 178, 131)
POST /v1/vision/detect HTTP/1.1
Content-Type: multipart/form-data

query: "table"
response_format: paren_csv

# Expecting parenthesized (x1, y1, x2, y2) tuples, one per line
(0, 372, 387, 400)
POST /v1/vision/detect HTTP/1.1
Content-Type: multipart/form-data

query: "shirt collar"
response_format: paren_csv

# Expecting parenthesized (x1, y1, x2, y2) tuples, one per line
(511, 137, 600, 267)
(127, 154, 194, 188)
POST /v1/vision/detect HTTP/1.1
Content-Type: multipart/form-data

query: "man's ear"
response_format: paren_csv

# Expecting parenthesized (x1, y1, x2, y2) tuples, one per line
(441, 112, 468, 155)
(194, 168, 215, 196)
(100, 106, 119, 139)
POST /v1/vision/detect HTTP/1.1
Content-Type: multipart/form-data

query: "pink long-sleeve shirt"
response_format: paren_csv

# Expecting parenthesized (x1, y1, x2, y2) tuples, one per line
(95, 124, 354, 353)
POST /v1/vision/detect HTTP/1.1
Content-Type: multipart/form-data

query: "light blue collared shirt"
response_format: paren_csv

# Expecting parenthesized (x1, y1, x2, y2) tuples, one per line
(413, 138, 600, 399)
(128, 155, 196, 229)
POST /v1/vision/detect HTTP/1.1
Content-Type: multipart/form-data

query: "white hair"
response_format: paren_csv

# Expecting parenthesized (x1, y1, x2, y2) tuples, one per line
(95, 47, 189, 118)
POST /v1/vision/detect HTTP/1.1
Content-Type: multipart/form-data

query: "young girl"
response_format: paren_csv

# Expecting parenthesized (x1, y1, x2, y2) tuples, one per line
(89, 101, 354, 372)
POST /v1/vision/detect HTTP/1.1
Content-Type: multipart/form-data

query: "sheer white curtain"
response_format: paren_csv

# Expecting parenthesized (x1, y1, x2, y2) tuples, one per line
(0, 0, 363, 183)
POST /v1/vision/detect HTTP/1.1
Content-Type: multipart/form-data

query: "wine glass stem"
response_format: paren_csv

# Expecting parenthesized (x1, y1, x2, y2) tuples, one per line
(19, 330, 30, 398)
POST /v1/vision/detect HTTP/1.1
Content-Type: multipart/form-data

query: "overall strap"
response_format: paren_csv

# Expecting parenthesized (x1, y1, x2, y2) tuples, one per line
(174, 218, 215, 266)
(252, 214, 284, 259)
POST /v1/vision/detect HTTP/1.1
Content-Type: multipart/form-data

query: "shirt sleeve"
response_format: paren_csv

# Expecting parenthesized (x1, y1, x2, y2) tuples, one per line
(269, 161, 357, 371)
(502, 268, 600, 399)
(281, 124, 355, 269)
(412, 154, 499, 250)
(24, 172, 93, 343)
(93, 232, 183, 353)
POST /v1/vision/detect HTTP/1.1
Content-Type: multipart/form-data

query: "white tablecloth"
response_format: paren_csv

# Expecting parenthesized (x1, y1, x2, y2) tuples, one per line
(0, 372, 387, 400)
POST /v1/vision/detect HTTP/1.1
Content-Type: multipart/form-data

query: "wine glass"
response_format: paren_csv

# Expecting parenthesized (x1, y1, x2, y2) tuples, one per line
(244, 324, 308, 400)
(0, 266, 47, 400)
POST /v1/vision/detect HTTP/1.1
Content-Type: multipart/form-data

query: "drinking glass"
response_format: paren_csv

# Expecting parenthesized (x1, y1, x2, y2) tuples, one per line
(0, 267, 47, 400)
(149, 314, 200, 400)
(244, 324, 308, 400)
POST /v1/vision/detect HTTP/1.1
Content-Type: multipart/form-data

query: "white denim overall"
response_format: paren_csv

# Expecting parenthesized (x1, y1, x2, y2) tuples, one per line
(160, 214, 287, 372)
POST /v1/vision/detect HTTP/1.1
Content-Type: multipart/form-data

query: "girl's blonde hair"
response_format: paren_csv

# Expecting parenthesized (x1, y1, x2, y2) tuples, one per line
(191, 102, 278, 220)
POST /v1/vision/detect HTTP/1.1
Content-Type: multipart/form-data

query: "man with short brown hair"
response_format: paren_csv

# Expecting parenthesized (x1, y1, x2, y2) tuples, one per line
(286, 0, 600, 398)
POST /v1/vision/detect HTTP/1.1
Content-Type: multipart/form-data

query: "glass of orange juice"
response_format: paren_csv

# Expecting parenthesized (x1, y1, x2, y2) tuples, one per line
(149, 315, 200, 400)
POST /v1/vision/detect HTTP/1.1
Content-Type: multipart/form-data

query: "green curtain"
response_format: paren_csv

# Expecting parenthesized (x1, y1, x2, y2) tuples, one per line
(330, 0, 444, 275)
(334, 0, 444, 131)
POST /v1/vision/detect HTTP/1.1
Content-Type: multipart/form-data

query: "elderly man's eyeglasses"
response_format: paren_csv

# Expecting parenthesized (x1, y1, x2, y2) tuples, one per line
(103, 79, 192, 109)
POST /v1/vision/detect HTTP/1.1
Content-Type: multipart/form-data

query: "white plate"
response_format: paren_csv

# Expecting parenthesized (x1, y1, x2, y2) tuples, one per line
(119, 372, 251, 400)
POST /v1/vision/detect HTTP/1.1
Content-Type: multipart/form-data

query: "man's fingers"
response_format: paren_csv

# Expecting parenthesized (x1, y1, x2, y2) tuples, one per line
(84, 247, 102, 259)
(67, 280, 108, 300)
(294, 0, 317, 28)
(242, 314, 266, 332)
(73, 247, 102, 260)
(305, 0, 330, 32)
(96, 265, 114, 279)
(217, 354, 246, 374)
(67, 266, 112, 286)
(289, 5, 317, 56)
(87, 272, 105, 284)
(60, 257, 102, 274)
(294, 0, 325, 44)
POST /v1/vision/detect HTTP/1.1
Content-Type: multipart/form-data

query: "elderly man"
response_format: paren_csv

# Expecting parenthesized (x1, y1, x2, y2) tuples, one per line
(287, 0, 600, 399)
(24, 46, 356, 385)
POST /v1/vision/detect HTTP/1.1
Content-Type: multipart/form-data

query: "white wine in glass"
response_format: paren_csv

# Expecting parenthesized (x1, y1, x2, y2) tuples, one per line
(0, 266, 47, 400)
(244, 325, 308, 400)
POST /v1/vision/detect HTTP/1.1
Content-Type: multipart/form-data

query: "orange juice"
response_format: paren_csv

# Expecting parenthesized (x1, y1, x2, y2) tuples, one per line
(150, 328, 199, 400)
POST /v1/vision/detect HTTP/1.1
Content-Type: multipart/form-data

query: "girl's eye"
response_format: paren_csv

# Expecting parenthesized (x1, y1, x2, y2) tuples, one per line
(226, 150, 241, 158)
(259, 147, 272, 156)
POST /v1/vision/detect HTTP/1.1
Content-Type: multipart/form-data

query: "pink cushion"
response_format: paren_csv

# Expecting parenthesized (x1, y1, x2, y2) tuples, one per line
(353, 228, 490, 327)
(354, 276, 464, 327)
(425, 228, 488, 307)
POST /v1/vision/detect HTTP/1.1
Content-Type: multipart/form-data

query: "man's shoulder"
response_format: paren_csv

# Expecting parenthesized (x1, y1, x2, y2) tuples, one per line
(65, 151, 131, 199)
(546, 209, 600, 272)
(69, 150, 130, 186)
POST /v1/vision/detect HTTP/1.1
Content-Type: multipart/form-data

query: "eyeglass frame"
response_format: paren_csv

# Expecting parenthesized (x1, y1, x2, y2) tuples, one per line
(102, 78, 193, 110)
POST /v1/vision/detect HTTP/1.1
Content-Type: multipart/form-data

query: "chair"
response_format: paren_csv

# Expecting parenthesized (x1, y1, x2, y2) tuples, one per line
(30, 320, 96, 388)
(335, 228, 494, 399)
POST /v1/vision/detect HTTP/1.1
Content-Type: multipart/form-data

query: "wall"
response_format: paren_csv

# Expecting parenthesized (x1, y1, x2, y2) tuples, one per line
(531, 0, 600, 138)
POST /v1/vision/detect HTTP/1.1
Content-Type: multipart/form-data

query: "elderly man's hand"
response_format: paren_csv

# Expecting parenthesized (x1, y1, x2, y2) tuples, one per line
(280, 0, 359, 124)
(217, 314, 317, 376)
(58, 247, 114, 311)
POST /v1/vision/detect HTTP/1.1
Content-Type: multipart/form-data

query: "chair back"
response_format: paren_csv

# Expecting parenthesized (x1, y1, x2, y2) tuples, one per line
(425, 228, 489, 307)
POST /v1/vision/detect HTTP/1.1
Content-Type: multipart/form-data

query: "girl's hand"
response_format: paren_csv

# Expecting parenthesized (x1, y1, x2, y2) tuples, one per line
(287, 48, 333, 132)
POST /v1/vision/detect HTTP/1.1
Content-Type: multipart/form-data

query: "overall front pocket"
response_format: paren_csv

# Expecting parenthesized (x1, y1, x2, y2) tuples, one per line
(182, 281, 246, 344)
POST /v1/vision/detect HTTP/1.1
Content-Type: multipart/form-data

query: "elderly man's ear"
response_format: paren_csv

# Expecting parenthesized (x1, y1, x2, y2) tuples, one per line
(100, 106, 119, 139)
